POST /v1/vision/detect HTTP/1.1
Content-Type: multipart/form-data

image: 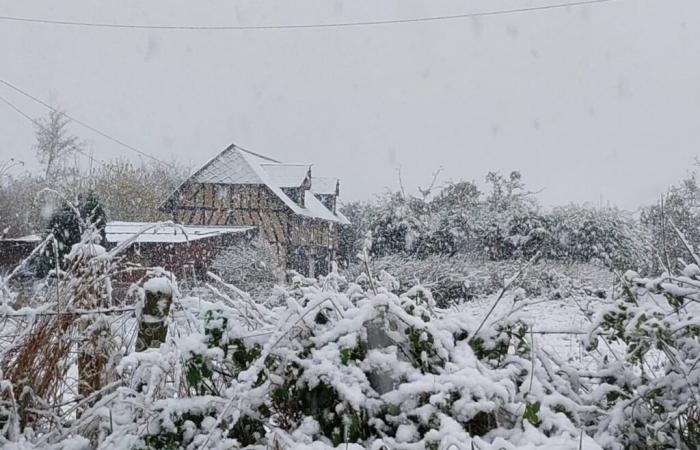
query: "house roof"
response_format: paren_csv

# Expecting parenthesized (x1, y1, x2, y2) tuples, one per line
(189, 145, 275, 185)
(261, 163, 310, 188)
(106, 222, 254, 244)
(311, 177, 338, 195)
(165, 145, 350, 225)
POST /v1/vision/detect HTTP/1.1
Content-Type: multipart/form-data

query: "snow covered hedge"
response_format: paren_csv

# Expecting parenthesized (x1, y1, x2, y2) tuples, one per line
(343, 173, 653, 272)
(0, 230, 697, 450)
(347, 254, 611, 307)
(93, 271, 602, 450)
(1, 266, 604, 450)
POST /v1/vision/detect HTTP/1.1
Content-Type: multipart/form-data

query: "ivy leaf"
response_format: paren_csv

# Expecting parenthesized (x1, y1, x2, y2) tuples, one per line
(524, 401, 542, 427)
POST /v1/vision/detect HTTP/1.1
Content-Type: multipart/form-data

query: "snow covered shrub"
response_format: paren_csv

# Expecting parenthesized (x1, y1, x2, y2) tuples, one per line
(210, 234, 284, 295)
(545, 205, 653, 272)
(93, 268, 598, 450)
(349, 254, 611, 306)
(585, 264, 700, 449)
(34, 190, 108, 277)
(365, 192, 429, 257)
(349, 172, 651, 277)
(641, 172, 700, 272)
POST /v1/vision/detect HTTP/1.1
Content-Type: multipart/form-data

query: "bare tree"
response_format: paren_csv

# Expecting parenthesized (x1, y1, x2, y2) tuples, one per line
(34, 110, 84, 181)
(0, 158, 24, 183)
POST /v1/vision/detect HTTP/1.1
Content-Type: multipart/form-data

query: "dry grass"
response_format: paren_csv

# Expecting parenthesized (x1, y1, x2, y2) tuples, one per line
(2, 314, 77, 427)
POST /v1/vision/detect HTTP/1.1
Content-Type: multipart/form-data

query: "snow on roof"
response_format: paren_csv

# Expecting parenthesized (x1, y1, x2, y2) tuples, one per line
(311, 177, 338, 195)
(336, 210, 351, 225)
(261, 163, 310, 188)
(190, 145, 268, 185)
(304, 191, 338, 222)
(105, 222, 254, 244)
(303, 192, 350, 225)
(166, 145, 350, 224)
(3, 234, 42, 243)
(240, 150, 347, 223)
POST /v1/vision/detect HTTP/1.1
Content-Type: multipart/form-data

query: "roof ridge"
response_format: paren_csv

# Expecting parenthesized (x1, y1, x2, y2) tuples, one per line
(260, 162, 310, 166)
(234, 144, 283, 164)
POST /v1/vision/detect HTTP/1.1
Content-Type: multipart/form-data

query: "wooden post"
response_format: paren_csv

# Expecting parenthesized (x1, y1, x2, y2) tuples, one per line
(136, 278, 173, 352)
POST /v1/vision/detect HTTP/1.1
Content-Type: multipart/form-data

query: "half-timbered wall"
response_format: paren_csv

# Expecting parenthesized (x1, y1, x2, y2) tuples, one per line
(170, 182, 340, 275)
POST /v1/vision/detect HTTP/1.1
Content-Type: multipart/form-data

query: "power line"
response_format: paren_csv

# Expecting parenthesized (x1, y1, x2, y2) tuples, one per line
(0, 79, 175, 168)
(0, 0, 615, 31)
(0, 92, 106, 168)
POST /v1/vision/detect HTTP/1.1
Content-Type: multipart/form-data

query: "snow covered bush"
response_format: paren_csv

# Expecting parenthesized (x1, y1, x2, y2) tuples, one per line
(362, 192, 429, 257)
(641, 172, 700, 272)
(349, 254, 611, 307)
(32, 267, 602, 450)
(347, 172, 650, 274)
(545, 205, 653, 272)
(585, 262, 700, 449)
(210, 234, 284, 295)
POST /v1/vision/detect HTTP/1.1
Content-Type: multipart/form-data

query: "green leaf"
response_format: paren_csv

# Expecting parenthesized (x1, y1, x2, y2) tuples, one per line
(524, 401, 542, 427)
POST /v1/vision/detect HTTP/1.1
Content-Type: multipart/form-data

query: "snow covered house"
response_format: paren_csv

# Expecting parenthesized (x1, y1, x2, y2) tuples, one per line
(161, 144, 350, 277)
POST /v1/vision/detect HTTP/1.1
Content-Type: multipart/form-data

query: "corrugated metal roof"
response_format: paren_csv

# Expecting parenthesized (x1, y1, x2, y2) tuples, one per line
(106, 222, 253, 244)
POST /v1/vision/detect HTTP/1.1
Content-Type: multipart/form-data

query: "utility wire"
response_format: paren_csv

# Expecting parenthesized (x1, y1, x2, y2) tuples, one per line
(0, 92, 106, 168)
(0, 79, 175, 168)
(0, 0, 614, 31)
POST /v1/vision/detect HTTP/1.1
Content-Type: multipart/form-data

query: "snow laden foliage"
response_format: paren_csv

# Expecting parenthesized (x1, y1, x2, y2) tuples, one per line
(546, 205, 653, 272)
(0, 157, 187, 240)
(348, 255, 611, 307)
(342, 172, 652, 272)
(98, 271, 600, 450)
(34, 191, 108, 278)
(584, 264, 700, 449)
(210, 235, 285, 296)
(1, 265, 603, 449)
(641, 171, 700, 272)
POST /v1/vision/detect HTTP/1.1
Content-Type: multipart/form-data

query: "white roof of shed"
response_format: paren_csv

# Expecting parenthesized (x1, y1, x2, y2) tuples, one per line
(4, 234, 42, 243)
(106, 222, 254, 244)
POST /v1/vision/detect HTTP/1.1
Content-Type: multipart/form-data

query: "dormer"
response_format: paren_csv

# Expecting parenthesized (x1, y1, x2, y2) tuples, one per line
(311, 177, 340, 213)
(263, 163, 312, 208)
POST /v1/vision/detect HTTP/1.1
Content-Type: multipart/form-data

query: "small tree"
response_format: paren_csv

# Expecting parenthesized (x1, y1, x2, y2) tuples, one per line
(34, 110, 84, 181)
(34, 191, 107, 278)
(86, 159, 188, 222)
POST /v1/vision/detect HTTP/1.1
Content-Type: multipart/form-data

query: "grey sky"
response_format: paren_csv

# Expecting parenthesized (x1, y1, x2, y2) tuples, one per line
(1, 0, 698, 210)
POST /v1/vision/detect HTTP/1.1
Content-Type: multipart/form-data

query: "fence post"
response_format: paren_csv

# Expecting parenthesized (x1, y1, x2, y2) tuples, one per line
(136, 278, 173, 352)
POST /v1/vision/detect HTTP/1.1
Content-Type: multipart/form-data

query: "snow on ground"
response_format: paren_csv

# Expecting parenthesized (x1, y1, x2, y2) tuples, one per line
(456, 292, 616, 370)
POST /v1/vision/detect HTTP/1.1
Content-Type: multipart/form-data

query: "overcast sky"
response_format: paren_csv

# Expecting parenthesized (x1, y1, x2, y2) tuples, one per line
(1, 0, 698, 210)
